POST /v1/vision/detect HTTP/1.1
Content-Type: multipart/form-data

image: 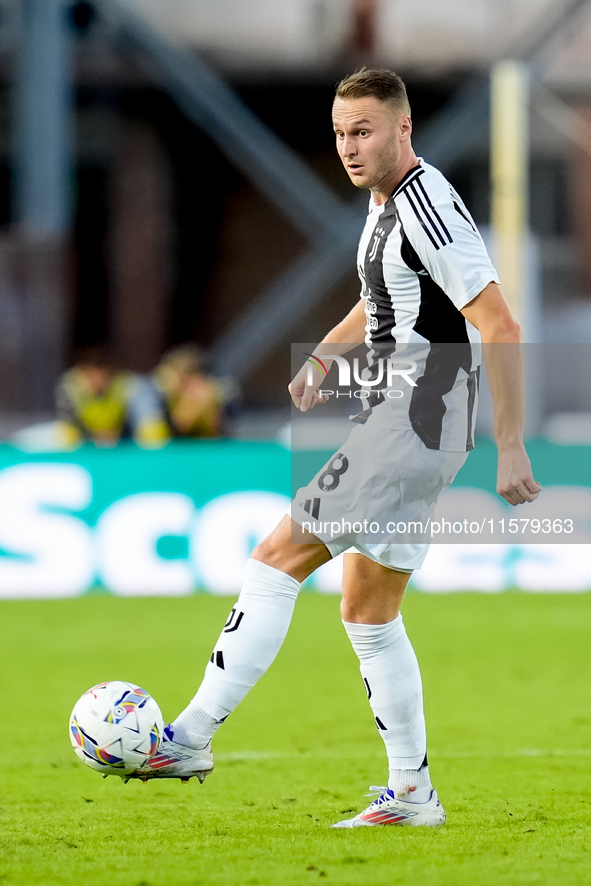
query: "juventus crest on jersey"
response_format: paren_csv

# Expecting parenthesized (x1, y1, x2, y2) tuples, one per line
(355, 158, 499, 452)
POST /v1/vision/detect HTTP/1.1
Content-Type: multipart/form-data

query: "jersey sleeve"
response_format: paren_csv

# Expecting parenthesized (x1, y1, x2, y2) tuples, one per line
(396, 173, 499, 310)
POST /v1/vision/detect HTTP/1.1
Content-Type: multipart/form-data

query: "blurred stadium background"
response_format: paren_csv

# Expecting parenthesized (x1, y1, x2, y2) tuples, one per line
(1, 0, 591, 597)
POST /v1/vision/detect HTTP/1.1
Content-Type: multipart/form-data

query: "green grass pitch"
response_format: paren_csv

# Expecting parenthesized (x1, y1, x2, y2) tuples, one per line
(1, 592, 591, 886)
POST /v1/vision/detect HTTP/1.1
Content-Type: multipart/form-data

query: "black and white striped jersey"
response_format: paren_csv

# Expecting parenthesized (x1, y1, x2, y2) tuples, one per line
(355, 158, 499, 452)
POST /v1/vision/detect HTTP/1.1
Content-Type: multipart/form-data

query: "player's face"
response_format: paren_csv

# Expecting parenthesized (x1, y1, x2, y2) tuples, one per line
(332, 96, 411, 196)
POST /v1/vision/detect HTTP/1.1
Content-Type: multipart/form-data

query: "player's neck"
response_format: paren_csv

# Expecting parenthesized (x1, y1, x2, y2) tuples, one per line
(370, 149, 419, 206)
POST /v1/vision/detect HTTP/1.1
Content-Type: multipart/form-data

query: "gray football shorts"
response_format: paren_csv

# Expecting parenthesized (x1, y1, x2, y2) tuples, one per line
(291, 422, 468, 573)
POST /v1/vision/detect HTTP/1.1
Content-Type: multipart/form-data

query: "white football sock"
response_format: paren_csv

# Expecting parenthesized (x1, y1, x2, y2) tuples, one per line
(169, 708, 221, 749)
(172, 559, 300, 748)
(343, 615, 432, 802)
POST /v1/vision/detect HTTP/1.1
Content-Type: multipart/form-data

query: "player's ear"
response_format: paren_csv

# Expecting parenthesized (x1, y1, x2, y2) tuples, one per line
(399, 115, 412, 140)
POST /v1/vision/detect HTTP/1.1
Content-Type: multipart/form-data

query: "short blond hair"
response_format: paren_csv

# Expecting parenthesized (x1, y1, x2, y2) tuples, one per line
(335, 68, 411, 116)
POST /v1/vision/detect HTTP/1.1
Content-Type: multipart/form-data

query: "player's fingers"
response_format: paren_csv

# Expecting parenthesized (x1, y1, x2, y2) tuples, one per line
(502, 482, 541, 506)
(498, 481, 528, 505)
(500, 489, 522, 506)
(311, 389, 328, 405)
(299, 387, 315, 412)
(288, 384, 302, 409)
(516, 479, 540, 503)
(525, 478, 542, 494)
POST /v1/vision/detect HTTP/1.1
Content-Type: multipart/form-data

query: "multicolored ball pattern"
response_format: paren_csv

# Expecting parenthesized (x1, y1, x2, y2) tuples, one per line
(69, 681, 164, 776)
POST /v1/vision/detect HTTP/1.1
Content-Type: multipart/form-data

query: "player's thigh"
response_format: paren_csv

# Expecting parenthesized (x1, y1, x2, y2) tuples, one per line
(251, 513, 332, 582)
(341, 552, 411, 624)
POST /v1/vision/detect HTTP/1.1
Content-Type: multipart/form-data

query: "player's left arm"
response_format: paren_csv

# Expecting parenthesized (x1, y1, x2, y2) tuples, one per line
(461, 282, 541, 506)
(289, 297, 367, 412)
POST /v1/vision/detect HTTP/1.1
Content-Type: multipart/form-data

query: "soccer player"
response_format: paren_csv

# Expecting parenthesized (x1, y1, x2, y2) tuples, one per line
(130, 69, 541, 827)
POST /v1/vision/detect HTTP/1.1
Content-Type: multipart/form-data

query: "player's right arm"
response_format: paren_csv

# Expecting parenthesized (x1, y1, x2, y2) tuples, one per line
(289, 298, 366, 412)
(395, 172, 540, 506)
(462, 282, 541, 506)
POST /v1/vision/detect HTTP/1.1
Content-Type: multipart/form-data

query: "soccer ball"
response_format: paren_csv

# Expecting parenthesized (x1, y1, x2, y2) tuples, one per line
(69, 681, 164, 776)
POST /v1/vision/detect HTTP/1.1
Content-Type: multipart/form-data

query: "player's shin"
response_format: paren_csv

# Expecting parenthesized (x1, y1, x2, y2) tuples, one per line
(343, 615, 432, 802)
(172, 559, 300, 748)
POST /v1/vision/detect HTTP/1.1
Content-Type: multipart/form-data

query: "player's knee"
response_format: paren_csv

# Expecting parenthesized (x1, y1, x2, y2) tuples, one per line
(251, 532, 289, 570)
(340, 597, 353, 621)
(341, 601, 377, 623)
(341, 583, 404, 624)
(340, 595, 364, 623)
(250, 536, 275, 565)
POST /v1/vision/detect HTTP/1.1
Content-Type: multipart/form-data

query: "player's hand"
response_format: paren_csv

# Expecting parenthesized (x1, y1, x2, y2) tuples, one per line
(496, 445, 541, 506)
(288, 362, 329, 412)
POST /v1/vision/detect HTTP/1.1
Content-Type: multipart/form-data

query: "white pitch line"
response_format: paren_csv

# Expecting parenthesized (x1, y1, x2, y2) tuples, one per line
(216, 751, 288, 761)
(216, 748, 591, 762)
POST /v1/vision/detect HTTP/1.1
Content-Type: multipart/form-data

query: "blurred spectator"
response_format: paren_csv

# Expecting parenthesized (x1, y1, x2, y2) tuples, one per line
(55, 346, 169, 447)
(154, 344, 229, 438)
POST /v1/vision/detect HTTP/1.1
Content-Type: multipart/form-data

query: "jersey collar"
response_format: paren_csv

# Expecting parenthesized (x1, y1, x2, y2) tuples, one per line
(389, 160, 424, 201)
